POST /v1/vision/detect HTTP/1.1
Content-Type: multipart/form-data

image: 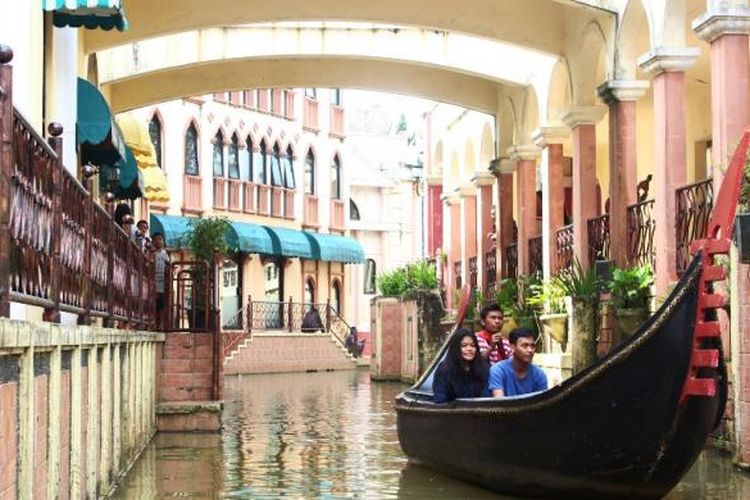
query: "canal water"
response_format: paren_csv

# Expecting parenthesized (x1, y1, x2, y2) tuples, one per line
(114, 369, 750, 498)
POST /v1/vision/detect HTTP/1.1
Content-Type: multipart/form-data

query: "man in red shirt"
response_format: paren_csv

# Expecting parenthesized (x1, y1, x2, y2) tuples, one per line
(476, 303, 512, 365)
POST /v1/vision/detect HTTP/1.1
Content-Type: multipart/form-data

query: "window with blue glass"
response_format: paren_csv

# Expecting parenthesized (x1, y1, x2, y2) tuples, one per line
(305, 150, 315, 195)
(213, 131, 224, 177)
(184, 123, 199, 175)
(331, 154, 341, 200)
(259, 140, 268, 184)
(350, 199, 360, 220)
(283, 146, 296, 189)
(149, 115, 163, 169)
(270, 143, 283, 187)
(228, 134, 240, 179)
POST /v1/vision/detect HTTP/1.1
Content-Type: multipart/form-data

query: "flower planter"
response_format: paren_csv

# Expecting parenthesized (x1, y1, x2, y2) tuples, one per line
(570, 298, 597, 374)
(736, 213, 750, 263)
(615, 307, 649, 338)
(539, 312, 568, 348)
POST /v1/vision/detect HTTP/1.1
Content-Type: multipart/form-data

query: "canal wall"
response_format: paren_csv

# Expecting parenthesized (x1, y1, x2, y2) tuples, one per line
(0, 318, 164, 499)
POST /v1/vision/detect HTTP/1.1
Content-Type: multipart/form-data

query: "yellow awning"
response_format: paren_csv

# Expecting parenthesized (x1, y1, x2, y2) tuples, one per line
(115, 114, 170, 202)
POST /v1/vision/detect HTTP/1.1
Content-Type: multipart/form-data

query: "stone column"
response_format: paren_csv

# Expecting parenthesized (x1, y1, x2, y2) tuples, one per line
(639, 48, 699, 294)
(473, 172, 496, 292)
(598, 80, 650, 267)
(442, 192, 460, 303)
(491, 158, 516, 279)
(425, 174, 443, 258)
(562, 107, 607, 270)
(459, 185, 478, 288)
(509, 145, 540, 276)
(694, 6, 750, 464)
(532, 127, 569, 278)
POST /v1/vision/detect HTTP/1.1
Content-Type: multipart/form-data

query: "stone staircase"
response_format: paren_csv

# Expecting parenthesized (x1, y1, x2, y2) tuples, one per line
(223, 332, 357, 375)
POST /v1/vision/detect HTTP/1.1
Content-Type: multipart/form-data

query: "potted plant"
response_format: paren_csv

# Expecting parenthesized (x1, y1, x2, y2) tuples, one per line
(183, 216, 231, 329)
(527, 277, 568, 349)
(609, 263, 653, 339)
(511, 275, 540, 337)
(556, 260, 599, 374)
(494, 279, 519, 336)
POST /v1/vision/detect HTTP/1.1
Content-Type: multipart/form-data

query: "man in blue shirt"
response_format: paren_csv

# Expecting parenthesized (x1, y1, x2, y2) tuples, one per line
(489, 327, 548, 397)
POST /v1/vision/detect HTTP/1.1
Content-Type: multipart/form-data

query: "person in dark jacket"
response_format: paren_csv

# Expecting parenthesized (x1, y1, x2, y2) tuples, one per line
(432, 328, 490, 404)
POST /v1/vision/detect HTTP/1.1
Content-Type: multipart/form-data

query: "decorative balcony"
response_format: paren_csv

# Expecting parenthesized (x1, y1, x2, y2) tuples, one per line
(587, 214, 610, 264)
(257, 185, 271, 215)
(627, 199, 656, 269)
(330, 199, 345, 232)
(484, 250, 497, 298)
(676, 179, 713, 276)
(303, 97, 319, 131)
(283, 188, 295, 220)
(213, 177, 227, 210)
(283, 89, 296, 120)
(528, 235, 543, 279)
(227, 179, 242, 212)
(270, 187, 285, 218)
(505, 242, 518, 280)
(183, 175, 203, 213)
(330, 104, 345, 139)
(555, 224, 574, 275)
(258, 89, 270, 113)
(454, 261, 462, 291)
(271, 89, 283, 115)
(468, 256, 478, 291)
(303, 195, 319, 228)
(243, 181, 257, 214)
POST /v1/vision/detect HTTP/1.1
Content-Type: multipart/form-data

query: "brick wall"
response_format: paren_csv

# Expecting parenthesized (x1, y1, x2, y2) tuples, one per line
(159, 332, 219, 402)
(224, 333, 356, 375)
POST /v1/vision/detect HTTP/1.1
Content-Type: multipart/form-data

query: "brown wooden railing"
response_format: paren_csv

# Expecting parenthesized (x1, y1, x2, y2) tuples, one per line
(330, 105, 345, 138)
(676, 179, 713, 276)
(227, 179, 242, 212)
(505, 242, 518, 280)
(0, 54, 155, 326)
(330, 199, 345, 231)
(468, 256, 478, 291)
(587, 214, 610, 264)
(627, 199, 656, 269)
(303, 97, 319, 131)
(304, 195, 319, 228)
(183, 174, 202, 213)
(454, 261, 462, 290)
(484, 250, 497, 298)
(555, 224, 574, 275)
(528, 236, 543, 278)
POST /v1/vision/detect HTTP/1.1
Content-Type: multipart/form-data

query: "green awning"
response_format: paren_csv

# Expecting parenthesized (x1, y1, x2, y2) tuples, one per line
(303, 232, 365, 263)
(77, 78, 127, 165)
(100, 146, 142, 200)
(228, 221, 275, 255)
(43, 0, 129, 31)
(150, 214, 195, 249)
(262, 226, 316, 259)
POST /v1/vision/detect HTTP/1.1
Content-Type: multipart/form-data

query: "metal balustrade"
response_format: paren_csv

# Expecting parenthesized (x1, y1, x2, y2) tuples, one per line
(555, 224, 574, 275)
(676, 179, 713, 276)
(587, 214, 610, 264)
(505, 242, 518, 280)
(627, 199, 656, 269)
(528, 235, 543, 279)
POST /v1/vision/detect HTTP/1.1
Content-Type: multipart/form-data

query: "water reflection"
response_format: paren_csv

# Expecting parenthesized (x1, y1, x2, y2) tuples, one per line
(114, 369, 750, 499)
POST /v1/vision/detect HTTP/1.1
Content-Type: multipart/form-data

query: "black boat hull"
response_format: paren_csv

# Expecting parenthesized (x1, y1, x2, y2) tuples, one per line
(396, 257, 725, 498)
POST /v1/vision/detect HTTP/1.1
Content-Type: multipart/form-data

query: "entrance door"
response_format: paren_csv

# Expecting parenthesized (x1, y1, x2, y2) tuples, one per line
(263, 259, 284, 328)
(220, 260, 241, 328)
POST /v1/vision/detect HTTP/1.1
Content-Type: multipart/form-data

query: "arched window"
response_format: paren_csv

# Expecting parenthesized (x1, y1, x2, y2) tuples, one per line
(364, 259, 376, 294)
(228, 133, 240, 179)
(259, 140, 268, 184)
(283, 145, 295, 189)
(241, 137, 253, 181)
(330, 88, 342, 106)
(304, 150, 315, 195)
(331, 280, 341, 314)
(331, 154, 341, 200)
(184, 123, 199, 175)
(270, 143, 283, 186)
(213, 130, 224, 177)
(149, 115, 163, 169)
(305, 278, 315, 306)
(349, 199, 360, 220)
(304, 88, 317, 99)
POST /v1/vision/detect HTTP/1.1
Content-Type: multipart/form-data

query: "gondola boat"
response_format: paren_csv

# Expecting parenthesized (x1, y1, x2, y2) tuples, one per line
(395, 130, 750, 498)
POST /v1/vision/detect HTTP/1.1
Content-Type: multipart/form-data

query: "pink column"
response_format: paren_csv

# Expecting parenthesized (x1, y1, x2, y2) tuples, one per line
(563, 107, 606, 270)
(474, 173, 495, 291)
(640, 51, 698, 294)
(511, 146, 540, 276)
(461, 189, 478, 260)
(492, 159, 516, 279)
(426, 178, 443, 257)
(694, 9, 750, 461)
(598, 81, 649, 267)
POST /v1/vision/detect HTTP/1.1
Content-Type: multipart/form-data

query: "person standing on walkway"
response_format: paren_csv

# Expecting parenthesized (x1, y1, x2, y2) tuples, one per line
(152, 232, 170, 330)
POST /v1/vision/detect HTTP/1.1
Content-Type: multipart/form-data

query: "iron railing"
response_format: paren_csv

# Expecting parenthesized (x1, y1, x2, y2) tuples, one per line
(454, 261, 462, 291)
(505, 243, 518, 280)
(468, 256, 478, 291)
(555, 224, 574, 275)
(587, 214, 610, 264)
(676, 179, 713, 276)
(484, 250, 497, 299)
(627, 199, 656, 269)
(528, 236, 543, 279)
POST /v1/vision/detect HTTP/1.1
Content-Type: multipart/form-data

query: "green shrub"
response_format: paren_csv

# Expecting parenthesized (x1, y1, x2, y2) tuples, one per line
(376, 260, 438, 296)
(609, 263, 653, 309)
(556, 260, 598, 304)
(527, 278, 567, 314)
(377, 267, 409, 296)
(407, 261, 438, 290)
(495, 278, 518, 316)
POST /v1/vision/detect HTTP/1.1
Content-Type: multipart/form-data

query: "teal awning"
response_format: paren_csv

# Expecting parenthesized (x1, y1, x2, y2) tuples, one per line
(43, 0, 129, 31)
(303, 232, 365, 263)
(262, 226, 316, 259)
(100, 146, 142, 200)
(228, 221, 275, 255)
(150, 214, 195, 249)
(77, 78, 127, 165)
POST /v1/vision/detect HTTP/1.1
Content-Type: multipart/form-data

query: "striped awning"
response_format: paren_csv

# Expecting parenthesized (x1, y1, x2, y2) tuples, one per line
(116, 115, 170, 202)
(303, 232, 365, 264)
(43, 0, 128, 31)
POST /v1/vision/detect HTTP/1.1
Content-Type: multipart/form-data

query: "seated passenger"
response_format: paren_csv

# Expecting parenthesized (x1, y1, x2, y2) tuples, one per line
(432, 328, 490, 404)
(476, 303, 512, 365)
(489, 327, 548, 398)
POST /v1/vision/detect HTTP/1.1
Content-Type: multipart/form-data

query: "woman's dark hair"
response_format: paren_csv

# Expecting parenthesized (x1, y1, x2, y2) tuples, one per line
(444, 328, 489, 395)
(114, 203, 131, 226)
